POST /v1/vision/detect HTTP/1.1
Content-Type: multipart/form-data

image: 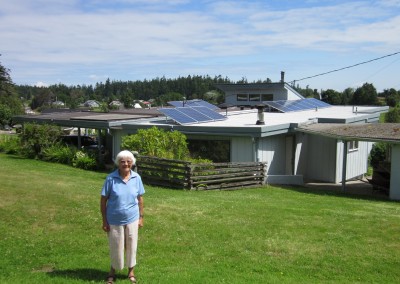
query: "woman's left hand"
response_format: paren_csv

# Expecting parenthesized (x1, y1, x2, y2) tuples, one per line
(138, 217, 144, 228)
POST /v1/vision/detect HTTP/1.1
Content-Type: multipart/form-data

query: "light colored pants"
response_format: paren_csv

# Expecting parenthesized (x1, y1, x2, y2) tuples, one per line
(108, 220, 139, 270)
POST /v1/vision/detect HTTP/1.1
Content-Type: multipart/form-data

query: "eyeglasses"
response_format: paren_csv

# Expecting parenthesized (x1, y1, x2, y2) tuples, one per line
(119, 160, 133, 164)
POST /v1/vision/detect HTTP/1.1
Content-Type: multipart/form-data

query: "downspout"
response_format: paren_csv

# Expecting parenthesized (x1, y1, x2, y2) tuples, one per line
(253, 137, 259, 162)
(341, 140, 348, 192)
(77, 127, 82, 149)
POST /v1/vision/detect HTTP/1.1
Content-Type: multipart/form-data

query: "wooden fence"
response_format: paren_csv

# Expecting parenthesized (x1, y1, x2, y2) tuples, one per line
(136, 155, 267, 190)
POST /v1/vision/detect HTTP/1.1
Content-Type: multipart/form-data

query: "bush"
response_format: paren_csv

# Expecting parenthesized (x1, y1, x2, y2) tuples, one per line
(0, 134, 21, 154)
(385, 107, 400, 123)
(42, 144, 76, 165)
(72, 151, 97, 170)
(19, 123, 63, 159)
(122, 126, 189, 160)
(369, 142, 387, 168)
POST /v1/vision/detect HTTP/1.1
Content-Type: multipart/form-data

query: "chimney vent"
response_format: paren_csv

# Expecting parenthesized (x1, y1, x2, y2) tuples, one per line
(280, 71, 285, 83)
(256, 104, 265, 125)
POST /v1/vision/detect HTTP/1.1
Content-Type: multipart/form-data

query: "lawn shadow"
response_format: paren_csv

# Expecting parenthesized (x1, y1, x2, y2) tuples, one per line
(274, 180, 392, 202)
(47, 268, 109, 282)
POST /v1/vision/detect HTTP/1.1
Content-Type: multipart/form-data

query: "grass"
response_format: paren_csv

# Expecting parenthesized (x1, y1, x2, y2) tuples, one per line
(1, 153, 400, 283)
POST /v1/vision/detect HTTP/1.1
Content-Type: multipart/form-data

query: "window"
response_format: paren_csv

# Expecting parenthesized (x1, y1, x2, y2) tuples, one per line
(348, 141, 359, 152)
(237, 94, 248, 101)
(249, 94, 261, 101)
(261, 94, 273, 101)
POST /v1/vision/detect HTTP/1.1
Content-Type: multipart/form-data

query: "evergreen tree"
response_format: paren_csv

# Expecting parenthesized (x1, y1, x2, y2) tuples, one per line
(321, 89, 342, 105)
(382, 88, 399, 107)
(0, 56, 24, 126)
(350, 83, 378, 105)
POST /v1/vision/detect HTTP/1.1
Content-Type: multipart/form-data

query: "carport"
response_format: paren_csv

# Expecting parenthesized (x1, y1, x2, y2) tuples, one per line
(12, 109, 161, 158)
(297, 123, 400, 200)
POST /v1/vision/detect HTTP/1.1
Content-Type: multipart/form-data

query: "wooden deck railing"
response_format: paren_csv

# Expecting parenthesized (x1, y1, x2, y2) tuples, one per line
(136, 155, 266, 190)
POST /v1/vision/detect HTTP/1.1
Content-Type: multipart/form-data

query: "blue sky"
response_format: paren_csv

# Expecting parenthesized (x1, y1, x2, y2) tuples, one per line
(1, 0, 400, 91)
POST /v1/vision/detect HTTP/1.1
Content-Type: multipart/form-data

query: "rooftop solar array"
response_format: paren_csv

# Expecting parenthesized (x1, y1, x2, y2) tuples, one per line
(158, 106, 226, 125)
(168, 99, 218, 110)
(263, 98, 331, 113)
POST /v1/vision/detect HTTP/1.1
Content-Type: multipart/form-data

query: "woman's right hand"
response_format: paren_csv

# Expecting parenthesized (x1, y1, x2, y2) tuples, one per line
(102, 221, 110, 232)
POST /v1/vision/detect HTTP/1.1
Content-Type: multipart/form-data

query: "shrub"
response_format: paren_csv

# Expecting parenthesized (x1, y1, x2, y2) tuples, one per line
(369, 142, 387, 168)
(385, 107, 400, 123)
(121, 126, 189, 160)
(72, 151, 97, 170)
(0, 134, 21, 154)
(42, 144, 76, 165)
(19, 123, 63, 159)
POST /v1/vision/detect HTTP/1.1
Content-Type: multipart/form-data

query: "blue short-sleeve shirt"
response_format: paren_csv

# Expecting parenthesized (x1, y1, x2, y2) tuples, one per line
(101, 169, 145, 226)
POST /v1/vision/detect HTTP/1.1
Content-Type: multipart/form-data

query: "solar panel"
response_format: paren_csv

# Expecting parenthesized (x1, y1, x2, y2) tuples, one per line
(263, 98, 331, 113)
(168, 99, 218, 110)
(188, 100, 219, 110)
(158, 106, 227, 125)
(158, 108, 197, 124)
(308, 98, 330, 108)
(175, 107, 212, 122)
(191, 106, 226, 120)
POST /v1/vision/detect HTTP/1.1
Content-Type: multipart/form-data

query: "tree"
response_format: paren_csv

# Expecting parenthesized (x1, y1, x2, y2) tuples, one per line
(385, 107, 400, 123)
(203, 90, 224, 105)
(342, 88, 354, 105)
(30, 88, 53, 110)
(0, 104, 12, 126)
(69, 89, 84, 109)
(0, 56, 24, 125)
(294, 85, 319, 99)
(154, 92, 184, 107)
(350, 83, 378, 105)
(121, 92, 134, 108)
(382, 88, 399, 107)
(321, 89, 342, 105)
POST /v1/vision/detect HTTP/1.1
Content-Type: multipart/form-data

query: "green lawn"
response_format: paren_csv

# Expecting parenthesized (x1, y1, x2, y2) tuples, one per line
(1, 153, 400, 283)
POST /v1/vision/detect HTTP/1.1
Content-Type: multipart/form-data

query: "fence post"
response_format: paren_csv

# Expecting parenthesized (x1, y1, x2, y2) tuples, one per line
(186, 162, 193, 190)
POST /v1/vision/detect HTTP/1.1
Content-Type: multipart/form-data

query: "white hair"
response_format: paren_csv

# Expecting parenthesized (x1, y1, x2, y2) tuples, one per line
(115, 150, 136, 166)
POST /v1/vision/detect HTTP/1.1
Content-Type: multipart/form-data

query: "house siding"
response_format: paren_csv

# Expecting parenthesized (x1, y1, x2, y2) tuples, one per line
(335, 140, 370, 183)
(257, 135, 287, 175)
(294, 132, 308, 176)
(231, 137, 254, 162)
(224, 84, 302, 107)
(305, 135, 337, 182)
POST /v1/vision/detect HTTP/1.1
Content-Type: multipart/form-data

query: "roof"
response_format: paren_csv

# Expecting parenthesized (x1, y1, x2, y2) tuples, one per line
(13, 109, 162, 129)
(121, 105, 389, 138)
(215, 82, 286, 91)
(297, 123, 400, 144)
(12, 105, 390, 139)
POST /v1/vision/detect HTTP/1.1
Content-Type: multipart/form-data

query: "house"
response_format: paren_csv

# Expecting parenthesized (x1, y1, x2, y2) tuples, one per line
(13, 85, 399, 199)
(52, 100, 65, 107)
(109, 100, 122, 109)
(215, 72, 304, 107)
(112, 101, 388, 184)
(84, 100, 100, 108)
(108, 99, 400, 199)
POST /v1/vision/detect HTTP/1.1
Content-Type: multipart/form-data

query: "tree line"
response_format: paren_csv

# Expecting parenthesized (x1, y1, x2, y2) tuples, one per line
(16, 75, 233, 111)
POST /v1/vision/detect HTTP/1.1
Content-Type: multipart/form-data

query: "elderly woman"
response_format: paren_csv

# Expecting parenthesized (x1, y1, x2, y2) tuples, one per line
(100, 150, 145, 284)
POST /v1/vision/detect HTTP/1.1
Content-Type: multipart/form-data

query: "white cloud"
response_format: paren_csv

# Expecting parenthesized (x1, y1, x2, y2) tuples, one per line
(1, 0, 399, 89)
(35, 81, 48, 87)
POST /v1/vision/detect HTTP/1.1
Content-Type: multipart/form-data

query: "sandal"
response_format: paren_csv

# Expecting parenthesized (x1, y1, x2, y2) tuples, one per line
(128, 275, 137, 283)
(106, 275, 116, 284)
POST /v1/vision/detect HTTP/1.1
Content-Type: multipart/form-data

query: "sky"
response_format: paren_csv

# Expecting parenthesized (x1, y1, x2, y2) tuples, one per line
(1, 0, 400, 92)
